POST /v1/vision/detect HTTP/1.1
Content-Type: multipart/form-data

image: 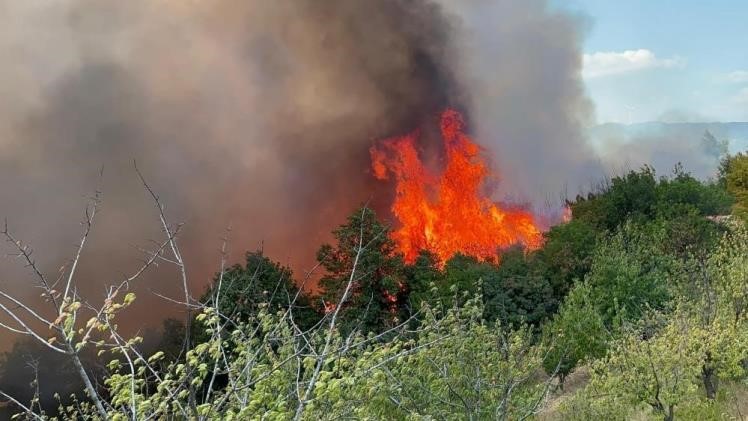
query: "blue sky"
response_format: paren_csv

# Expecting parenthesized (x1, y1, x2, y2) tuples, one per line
(558, 0, 748, 123)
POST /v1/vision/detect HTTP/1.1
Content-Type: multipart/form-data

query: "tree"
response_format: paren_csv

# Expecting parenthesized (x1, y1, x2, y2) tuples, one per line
(568, 313, 704, 421)
(543, 165, 730, 309)
(535, 218, 598, 301)
(585, 223, 673, 330)
(438, 251, 554, 327)
(571, 167, 658, 231)
(200, 250, 319, 332)
(401, 250, 445, 315)
(571, 166, 731, 234)
(440, 253, 497, 311)
(326, 297, 557, 420)
(721, 152, 748, 221)
(682, 222, 748, 399)
(542, 282, 607, 387)
(483, 247, 554, 327)
(561, 224, 748, 419)
(318, 207, 406, 334)
(155, 318, 187, 363)
(654, 164, 732, 218)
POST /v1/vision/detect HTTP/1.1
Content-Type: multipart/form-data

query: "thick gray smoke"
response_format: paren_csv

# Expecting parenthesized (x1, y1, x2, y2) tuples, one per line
(0, 0, 595, 344)
(438, 1, 603, 207)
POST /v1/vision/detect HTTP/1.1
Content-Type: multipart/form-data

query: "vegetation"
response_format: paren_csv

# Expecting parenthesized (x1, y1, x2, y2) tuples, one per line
(721, 152, 748, 221)
(1, 160, 747, 420)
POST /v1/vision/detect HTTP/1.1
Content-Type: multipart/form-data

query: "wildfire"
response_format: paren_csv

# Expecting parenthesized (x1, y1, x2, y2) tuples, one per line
(370, 109, 542, 265)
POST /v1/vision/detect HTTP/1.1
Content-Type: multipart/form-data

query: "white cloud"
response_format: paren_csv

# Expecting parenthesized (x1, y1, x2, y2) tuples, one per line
(583, 49, 683, 79)
(726, 70, 748, 83)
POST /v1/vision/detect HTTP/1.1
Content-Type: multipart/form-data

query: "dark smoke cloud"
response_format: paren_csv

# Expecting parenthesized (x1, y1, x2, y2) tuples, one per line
(0, 0, 596, 348)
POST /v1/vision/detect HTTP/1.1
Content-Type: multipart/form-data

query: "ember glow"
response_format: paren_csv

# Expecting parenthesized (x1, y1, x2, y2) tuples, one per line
(370, 109, 543, 265)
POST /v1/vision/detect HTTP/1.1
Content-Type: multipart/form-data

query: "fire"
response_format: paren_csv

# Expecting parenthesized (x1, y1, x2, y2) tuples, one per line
(370, 109, 542, 265)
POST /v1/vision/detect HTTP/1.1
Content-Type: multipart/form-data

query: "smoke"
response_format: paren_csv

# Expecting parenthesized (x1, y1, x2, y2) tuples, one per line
(437, 0, 603, 206)
(589, 123, 729, 179)
(0, 0, 596, 348)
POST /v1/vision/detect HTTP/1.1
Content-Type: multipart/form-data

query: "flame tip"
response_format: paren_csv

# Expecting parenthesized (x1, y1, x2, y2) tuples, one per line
(371, 109, 542, 265)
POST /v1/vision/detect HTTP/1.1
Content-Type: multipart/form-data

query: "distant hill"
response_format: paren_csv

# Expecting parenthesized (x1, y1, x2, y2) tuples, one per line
(589, 122, 748, 154)
(586, 122, 748, 179)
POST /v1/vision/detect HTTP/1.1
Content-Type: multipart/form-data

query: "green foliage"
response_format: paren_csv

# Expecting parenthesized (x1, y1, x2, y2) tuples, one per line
(401, 250, 444, 313)
(543, 220, 688, 380)
(721, 152, 748, 221)
(658, 208, 724, 263)
(707, 223, 748, 325)
(156, 318, 186, 362)
(483, 247, 555, 327)
(654, 164, 732, 218)
(561, 223, 748, 419)
(5, 164, 744, 420)
(571, 166, 659, 231)
(572, 166, 731, 232)
(201, 250, 319, 331)
(684, 223, 748, 397)
(585, 223, 673, 330)
(32, 292, 553, 420)
(700, 130, 729, 160)
(441, 253, 494, 303)
(563, 313, 704, 421)
(538, 166, 729, 313)
(543, 282, 607, 384)
(535, 219, 598, 299)
(337, 297, 553, 420)
(439, 251, 555, 327)
(0, 339, 91, 416)
(318, 207, 406, 334)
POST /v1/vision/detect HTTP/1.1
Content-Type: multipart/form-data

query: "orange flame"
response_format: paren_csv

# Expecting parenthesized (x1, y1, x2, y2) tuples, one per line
(370, 109, 542, 265)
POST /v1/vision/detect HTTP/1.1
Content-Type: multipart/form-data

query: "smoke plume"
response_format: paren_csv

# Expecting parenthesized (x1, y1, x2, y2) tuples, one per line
(0, 0, 595, 345)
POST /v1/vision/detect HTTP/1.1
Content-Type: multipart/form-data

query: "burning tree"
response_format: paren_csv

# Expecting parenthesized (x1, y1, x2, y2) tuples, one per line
(370, 109, 543, 265)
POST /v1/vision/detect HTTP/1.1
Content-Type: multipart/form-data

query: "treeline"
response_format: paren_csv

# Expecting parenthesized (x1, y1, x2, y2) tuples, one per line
(1, 153, 747, 419)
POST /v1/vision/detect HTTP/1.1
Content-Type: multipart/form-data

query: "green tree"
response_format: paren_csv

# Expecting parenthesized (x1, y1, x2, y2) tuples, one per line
(571, 166, 731, 233)
(543, 166, 729, 308)
(440, 251, 554, 327)
(535, 218, 598, 300)
(318, 207, 406, 334)
(682, 223, 748, 399)
(565, 313, 704, 421)
(156, 318, 187, 362)
(585, 223, 673, 329)
(571, 167, 658, 231)
(401, 250, 445, 315)
(483, 247, 554, 327)
(721, 152, 748, 221)
(441, 253, 493, 305)
(200, 250, 319, 332)
(654, 164, 732, 218)
(543, 282, 607, 387)
(0, 339, 93, 416)
(333, 297, 556, 420)
(700, 130, 729, 160)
